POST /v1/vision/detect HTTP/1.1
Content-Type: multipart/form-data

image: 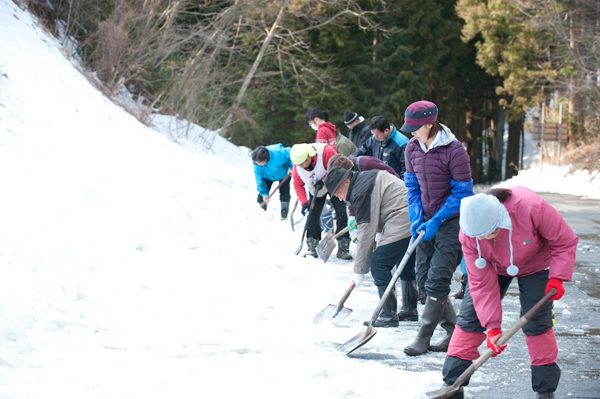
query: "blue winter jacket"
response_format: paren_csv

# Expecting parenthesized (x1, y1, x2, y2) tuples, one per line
(351, 125, 410, 178)
(253, 144, 293, 197)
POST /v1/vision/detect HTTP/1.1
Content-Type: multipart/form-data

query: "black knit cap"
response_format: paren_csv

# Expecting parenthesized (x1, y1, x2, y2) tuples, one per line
(343, 111, 358, 125)
(325, 166, 352, 195)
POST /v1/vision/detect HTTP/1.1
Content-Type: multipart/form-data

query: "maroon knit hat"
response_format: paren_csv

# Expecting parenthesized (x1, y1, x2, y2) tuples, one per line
(400, 100, 438, 133)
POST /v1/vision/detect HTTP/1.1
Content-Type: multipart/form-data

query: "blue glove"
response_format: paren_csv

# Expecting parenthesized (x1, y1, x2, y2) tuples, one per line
(417, 217, 443, 241)
(408, 205, 423, 238)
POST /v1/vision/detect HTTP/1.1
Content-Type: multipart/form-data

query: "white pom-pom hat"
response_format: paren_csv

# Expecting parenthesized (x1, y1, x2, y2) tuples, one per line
(459, 194, 519, 276)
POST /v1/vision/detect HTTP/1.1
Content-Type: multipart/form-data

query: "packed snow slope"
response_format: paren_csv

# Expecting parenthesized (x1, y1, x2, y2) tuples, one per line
(0, 1, 440, 398)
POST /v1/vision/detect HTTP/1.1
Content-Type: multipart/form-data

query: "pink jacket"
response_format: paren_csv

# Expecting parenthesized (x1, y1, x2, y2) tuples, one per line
(460, 186, 578, 330)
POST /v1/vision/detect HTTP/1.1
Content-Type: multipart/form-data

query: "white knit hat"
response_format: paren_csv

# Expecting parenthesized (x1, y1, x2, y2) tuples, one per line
(459, 194, 519, 276)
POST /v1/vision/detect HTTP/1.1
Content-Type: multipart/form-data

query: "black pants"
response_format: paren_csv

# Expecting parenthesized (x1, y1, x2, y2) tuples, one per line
(306, 194, 348, 241)
(415, 217, 463, 299)
(256, 178, 291, 208)
(370, 236, 417, 287)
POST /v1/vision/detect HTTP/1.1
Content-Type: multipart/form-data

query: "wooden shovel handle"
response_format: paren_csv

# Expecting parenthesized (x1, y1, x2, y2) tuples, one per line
(260, 174, 291, 208)
(321, 221, 357, 245)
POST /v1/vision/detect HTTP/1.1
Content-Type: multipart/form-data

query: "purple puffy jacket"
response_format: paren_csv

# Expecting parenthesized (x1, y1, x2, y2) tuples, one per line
(405, 126, 471, 220)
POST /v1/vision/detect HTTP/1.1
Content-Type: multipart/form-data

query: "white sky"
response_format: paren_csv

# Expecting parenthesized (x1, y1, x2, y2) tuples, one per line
(0, 1, 598, 398)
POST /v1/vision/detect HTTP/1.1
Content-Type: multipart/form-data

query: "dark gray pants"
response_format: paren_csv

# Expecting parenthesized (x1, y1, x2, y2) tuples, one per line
(415, 217, 462, 299)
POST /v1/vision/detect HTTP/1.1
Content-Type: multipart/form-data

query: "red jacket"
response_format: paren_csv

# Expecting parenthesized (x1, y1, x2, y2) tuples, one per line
(460, 186, 578, 330)
(315, 122, 337, 152)
(293, 145, 337, 205)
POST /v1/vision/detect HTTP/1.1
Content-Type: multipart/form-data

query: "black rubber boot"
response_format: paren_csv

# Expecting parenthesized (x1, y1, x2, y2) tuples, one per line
(306, 238, 319, 258)
(430, 300, 456, 352)
(535, 393, 555, 399)
(336, 237, 353, 260)
(363, 286, 399, 327)
(404, 295, 448, 356)
(397, 280, 419, 321)
(280, 202, 289, 220)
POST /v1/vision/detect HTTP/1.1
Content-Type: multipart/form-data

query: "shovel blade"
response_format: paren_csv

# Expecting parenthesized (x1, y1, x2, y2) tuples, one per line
(424, 385, 462, 399)
(316, 232, 336, 262)
(337, 325, 378, 355)
(313, 304, 353, 325)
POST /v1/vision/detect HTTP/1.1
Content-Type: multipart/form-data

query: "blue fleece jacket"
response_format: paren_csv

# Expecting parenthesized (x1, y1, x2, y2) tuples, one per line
(253, 144, 293, 197)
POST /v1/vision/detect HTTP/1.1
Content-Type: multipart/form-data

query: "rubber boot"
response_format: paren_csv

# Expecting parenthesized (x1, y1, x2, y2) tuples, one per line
(403, 295, 448, 356)
(397, 280, 419, 321)
(363, 286, 399, 327)
(306, 238, 319, 258)
(536, 393, 555, 399)
(429, 299, 456, 352)
(336, 237, 353, 260)
(280, 202, 289, 220)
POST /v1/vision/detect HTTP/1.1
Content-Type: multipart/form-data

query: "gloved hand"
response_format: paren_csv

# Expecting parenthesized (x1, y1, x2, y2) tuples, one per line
(418, 217, 443, 242)
(350, 272, 365, 288)
(301, 203, 310, 216)
(314, 180, 324, 192)
(410, 220, 423, 238)
(408, 204, 423, 239)
(545, 278, 565, 301)
(486, 328, 507, 357)
(347, 217, 357, 231)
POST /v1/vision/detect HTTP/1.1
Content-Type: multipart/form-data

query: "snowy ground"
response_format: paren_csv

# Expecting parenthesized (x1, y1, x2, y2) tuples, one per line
(0, 1, 599, 398)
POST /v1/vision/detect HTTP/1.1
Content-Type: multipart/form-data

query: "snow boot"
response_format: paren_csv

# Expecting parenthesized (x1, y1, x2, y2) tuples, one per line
(536, 393, 555, 399)
(404, 295, 448, 356)
(397, 280, 419, 321)
(336, 237, 353, 260)
(306, 238, 319, 258)
(363, 286, 399, 327)
(280, 202, 289, 220)
(429, 299, 456, 352)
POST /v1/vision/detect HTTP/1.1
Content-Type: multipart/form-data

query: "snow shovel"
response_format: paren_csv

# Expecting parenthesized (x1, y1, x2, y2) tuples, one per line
(260, 175, 291, 209)
(315, 221, 357, 262)
(338, 231, 424, 355)
(425, 287, 557, 399)
(313, 283, 355, 325)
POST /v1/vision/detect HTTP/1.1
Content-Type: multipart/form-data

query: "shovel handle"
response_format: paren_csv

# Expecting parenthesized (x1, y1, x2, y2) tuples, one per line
(336, 284, 355, 311)
(366, 232, 424, 326)
(260, 175, 291, 208)
(449, 288, 557, 390)
(322, 221, 358, 246)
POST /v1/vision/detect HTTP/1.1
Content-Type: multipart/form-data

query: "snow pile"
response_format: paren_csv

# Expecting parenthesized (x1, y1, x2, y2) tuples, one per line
(495, 165, 600, 199)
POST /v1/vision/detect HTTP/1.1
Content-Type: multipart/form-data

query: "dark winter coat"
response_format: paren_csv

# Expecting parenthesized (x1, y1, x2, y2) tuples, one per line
(404, 125, 471, 220)
(351, 125, 409, 178)
(348, 118, 372, 148)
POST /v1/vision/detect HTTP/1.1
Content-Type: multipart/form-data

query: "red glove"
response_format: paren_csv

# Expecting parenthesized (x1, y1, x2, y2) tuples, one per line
(486, 328, 507, 357)
(546, 278, 565, 301)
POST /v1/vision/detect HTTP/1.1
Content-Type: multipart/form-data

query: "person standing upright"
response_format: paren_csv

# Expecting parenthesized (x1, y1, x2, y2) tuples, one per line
(351, 115, 409, 179)
(402, 100, 473, 356)
(343, 110, 372, 148)
(305, 108, 337, 152)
